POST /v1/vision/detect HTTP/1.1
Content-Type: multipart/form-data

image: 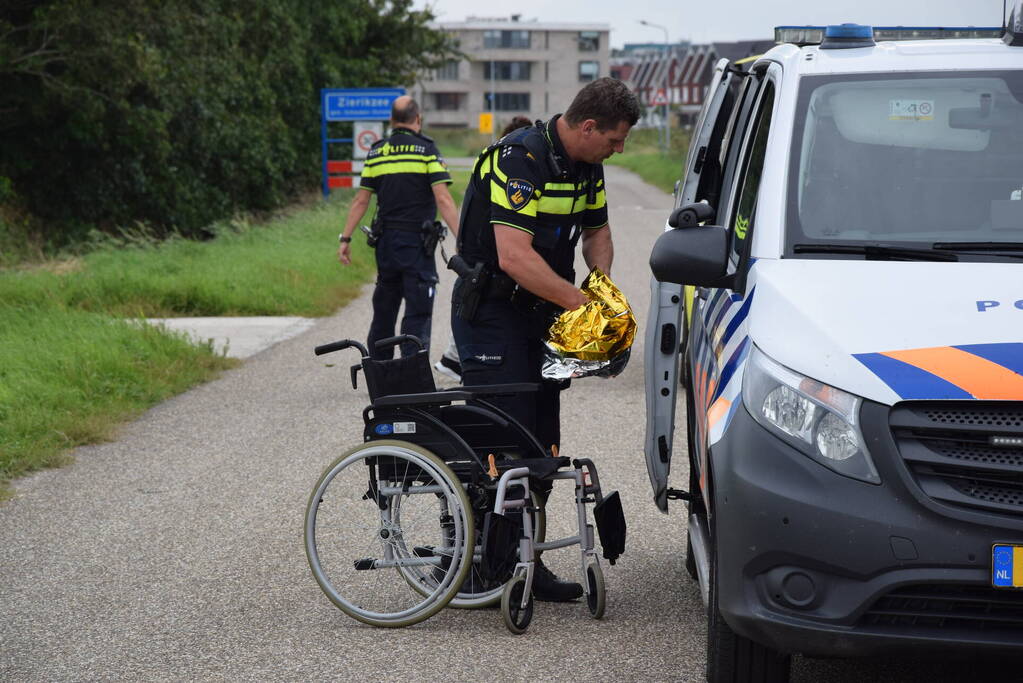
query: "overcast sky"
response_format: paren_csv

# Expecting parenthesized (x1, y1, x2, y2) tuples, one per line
(414, 0, 1006, 48)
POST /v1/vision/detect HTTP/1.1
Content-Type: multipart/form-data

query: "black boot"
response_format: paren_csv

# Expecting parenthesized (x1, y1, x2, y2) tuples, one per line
(531, 558, 583, 602)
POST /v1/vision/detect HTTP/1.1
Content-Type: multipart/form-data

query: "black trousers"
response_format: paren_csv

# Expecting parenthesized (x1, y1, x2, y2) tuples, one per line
(450, 278, 565, 452)
(368, 230, 438, 359)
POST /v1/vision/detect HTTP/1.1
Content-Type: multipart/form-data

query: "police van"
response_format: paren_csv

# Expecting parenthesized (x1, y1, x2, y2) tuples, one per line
(644, 11, 1023, 683)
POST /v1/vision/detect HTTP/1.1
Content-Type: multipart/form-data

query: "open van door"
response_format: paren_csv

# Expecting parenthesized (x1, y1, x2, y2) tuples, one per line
(644, 58, 736, 512)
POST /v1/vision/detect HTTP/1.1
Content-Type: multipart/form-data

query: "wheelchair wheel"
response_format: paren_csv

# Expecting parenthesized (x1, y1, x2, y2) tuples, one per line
(304, 440, 473, 628)
(585, 561, 606, 619)
(501, 574, 534, 634)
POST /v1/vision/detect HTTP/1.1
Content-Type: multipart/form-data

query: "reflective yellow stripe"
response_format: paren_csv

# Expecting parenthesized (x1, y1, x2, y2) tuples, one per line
(367, 161, 432, 176)
(365, 153, 432, 165)
(426, 160, 447, 174)
(582, 222, 608, 230)
(586, 188, 606, 210)
(546, 182, 576, 191)
(538, 194, 575, 215)
(431, 178, 452, 186)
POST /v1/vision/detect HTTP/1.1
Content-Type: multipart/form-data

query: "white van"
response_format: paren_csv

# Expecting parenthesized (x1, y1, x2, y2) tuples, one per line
(644, 17, 1023, 683)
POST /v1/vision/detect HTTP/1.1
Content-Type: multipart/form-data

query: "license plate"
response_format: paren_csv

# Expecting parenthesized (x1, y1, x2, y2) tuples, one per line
(992, 544, 1023, 588)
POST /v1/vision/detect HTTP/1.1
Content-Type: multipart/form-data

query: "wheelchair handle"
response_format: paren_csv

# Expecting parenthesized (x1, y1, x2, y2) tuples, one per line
(374, 335, 425, 352)
(314, 339, 369, 358)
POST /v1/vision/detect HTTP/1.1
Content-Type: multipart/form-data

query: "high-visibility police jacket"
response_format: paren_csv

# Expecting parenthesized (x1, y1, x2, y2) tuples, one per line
(359, 127, 452, 228)
(457, 115, 608, 282)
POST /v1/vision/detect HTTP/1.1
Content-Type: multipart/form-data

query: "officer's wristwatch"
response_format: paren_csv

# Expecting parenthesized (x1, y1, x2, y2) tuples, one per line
(339, 233, 352, 244)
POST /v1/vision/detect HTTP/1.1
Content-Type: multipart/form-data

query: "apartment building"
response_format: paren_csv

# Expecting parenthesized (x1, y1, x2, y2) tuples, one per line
(416, 16, 610, 129)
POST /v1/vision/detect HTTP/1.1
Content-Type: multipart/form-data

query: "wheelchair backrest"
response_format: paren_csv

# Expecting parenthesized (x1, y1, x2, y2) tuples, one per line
(362, 349, 436, 401)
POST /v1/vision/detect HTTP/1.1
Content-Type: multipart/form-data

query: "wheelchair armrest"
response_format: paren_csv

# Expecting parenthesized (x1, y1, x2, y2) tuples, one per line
(370, 383, 539, 408)
(454, 383, 539, 397)
(372, 390, 459, 408)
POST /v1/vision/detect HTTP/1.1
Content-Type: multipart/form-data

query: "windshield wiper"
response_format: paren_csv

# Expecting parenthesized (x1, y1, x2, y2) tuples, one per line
(792, 243, 958, 261)
(932, 241, 1023, 251)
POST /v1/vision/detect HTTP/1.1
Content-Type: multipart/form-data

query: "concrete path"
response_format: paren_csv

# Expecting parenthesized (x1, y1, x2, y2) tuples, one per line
(142, 317, 317, 359)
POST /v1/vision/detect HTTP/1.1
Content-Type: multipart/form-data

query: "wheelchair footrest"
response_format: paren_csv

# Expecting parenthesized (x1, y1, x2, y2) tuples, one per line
(480, 511, 519, 582)
(594, 490, 627, 565)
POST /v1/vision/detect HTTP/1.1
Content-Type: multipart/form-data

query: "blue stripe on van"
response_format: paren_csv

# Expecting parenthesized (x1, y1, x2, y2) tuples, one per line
(953, 343, 1023, 377)
(717, 288, 755, 356)
(854, 352, 974, 400)
(712, 336, 750, 402)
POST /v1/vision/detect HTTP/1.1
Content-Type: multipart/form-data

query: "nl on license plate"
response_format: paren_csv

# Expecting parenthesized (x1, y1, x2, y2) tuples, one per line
(992, 544, 1023, 589)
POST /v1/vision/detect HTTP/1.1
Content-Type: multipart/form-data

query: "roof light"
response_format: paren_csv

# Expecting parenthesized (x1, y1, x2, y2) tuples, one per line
(820, 24, 875, 49)
(1007, 0, 1023, 46)
(775, 24, 1002, 47)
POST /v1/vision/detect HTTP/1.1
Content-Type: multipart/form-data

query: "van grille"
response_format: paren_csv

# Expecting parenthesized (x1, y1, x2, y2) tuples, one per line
(889, 402, 1023, 517)
(861, 584, 1023, 632)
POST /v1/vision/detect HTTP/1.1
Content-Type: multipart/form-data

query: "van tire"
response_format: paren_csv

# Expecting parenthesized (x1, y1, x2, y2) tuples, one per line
(706, 541, 791, 683)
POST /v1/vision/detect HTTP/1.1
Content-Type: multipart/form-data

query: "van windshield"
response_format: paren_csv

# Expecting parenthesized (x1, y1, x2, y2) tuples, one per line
(786, 71, 1023, 260)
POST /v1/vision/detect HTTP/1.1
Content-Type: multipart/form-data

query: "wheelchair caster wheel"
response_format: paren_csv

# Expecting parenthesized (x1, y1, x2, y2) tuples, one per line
(501, 574, 534, 634)
(585, 561, 606, 619)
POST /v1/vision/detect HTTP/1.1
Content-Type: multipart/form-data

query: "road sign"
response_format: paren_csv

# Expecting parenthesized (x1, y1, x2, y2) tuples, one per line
(650, 88, 669, 106)
(478, 112, 493, 134)
(321, 88, 404, 122)
(353, 121, 382, 160)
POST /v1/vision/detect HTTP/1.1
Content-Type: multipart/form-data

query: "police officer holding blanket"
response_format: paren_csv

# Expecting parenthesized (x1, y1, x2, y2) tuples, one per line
(450, 77, 639, 601)
(338, 96, 460, 360)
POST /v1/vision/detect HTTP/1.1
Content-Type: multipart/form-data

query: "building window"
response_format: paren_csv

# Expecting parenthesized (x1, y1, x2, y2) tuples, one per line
(579, 61, 599, 82)
(483, 61, 531, 81)
(432, 93, 463, 111)
(578, 31, 599, 51)
(434, 60, 459, 80)
(484, 92, 530, 111)
(483, 29, 530, 49)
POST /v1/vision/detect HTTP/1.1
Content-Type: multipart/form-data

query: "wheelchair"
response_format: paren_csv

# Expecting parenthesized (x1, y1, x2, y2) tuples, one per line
(304, 334, 626, 634)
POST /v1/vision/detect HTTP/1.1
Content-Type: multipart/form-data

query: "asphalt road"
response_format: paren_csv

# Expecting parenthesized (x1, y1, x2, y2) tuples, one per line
(0, 166, 1003, 682)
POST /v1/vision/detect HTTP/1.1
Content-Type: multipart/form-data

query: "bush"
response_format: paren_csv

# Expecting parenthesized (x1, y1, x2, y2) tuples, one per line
(0, 1, 457, 248)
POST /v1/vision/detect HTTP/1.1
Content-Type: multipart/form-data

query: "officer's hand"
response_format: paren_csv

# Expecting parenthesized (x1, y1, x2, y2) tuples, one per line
(566, 289, 590, 311)
(338, 242, 352, 266)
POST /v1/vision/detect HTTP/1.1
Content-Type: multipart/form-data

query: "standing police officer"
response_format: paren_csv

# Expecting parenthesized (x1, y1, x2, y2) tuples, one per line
(338, 96, 460, 359)
(450, 78, 639, 600)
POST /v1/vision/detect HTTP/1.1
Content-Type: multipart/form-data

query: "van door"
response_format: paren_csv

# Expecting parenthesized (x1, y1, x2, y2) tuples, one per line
(688, 71, 777, 498)
(644, 58, 739, 513)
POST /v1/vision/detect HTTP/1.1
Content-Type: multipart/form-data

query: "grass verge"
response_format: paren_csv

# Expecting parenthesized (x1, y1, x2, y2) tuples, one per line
(0, 190, 377, 498)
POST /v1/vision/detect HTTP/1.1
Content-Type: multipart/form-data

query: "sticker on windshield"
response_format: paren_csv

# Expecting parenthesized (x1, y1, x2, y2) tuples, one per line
(889, 99, 934, 121)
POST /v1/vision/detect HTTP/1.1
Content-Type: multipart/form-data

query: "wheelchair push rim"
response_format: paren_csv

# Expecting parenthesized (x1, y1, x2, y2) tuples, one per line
(304, 440, 474, 627)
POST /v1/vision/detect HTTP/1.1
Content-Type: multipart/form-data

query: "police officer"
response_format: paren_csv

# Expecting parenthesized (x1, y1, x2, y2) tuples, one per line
(450, 77, 639, 600)
(338, 96, 460, 359)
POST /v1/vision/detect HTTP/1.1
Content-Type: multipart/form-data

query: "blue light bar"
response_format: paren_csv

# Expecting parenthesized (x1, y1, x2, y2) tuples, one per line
(775, 24, 1003, 46)
(820, 23, 875, 49)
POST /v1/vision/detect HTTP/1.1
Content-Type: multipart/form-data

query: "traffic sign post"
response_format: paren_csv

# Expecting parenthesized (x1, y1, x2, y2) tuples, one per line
(320, 88, 404, 197)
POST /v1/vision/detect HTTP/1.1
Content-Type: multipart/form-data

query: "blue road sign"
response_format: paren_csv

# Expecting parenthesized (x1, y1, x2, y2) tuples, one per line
(321, 88, 404, 122)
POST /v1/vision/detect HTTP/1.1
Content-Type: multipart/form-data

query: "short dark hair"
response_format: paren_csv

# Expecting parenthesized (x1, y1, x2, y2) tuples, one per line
(391, 98, 420, 124)
(500, 115, 532, 137)
(564, 77, 640, 130)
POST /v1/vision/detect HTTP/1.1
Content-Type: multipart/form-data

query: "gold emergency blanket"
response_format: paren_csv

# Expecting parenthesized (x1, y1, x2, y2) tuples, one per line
(542, 268, 636, 380)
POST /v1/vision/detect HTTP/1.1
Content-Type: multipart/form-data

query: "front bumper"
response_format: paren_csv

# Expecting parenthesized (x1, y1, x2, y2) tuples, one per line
(711, 400, 1023, 657)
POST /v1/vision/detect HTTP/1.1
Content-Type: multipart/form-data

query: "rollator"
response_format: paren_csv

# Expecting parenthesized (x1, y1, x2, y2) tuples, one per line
(303, 335, 626, 633)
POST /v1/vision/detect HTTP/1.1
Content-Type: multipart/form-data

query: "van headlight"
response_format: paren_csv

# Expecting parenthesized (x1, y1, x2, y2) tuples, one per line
(742, 346, 880, 484)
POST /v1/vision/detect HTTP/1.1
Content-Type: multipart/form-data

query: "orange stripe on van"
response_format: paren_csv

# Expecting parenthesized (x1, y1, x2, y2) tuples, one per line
(707, 397, 732, 432)
(880, 346, 1023, 400)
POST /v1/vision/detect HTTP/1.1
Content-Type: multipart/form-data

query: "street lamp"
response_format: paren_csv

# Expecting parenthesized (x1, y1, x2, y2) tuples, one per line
(638, 19, 670, 154)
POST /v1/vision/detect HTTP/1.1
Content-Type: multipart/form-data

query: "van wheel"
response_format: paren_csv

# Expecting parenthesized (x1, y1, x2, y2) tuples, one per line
(706, 543, 791, 683)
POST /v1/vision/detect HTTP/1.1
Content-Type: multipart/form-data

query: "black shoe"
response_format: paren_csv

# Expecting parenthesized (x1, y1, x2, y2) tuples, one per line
(531, 559, 583, 602)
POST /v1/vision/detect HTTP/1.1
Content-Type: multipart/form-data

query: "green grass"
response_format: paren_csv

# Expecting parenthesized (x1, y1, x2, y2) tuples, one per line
(0, 190, 377, 498)
(606, 126, 690, 194)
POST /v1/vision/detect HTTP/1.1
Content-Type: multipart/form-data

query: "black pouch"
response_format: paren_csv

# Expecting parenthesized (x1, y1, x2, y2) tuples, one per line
(593, 490, 626, 565)
(480, 511, 520, 582)
(449, 257, 488, 322)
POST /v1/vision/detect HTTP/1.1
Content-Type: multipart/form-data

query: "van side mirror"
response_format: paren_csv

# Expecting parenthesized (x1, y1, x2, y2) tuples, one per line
(649, 225, 731, 287)
(668, 202, 715, 228)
